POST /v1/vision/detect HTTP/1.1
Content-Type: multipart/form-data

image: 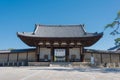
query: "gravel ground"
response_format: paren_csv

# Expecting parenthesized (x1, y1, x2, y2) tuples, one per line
(0, 67, 120, 80)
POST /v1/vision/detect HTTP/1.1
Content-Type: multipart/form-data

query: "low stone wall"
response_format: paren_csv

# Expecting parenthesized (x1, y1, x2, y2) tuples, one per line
(84, 52, 120, 64)
(28, 62, 50, 66)
(96, 63, 120, 68)
(0, 49, 120, 67)
(0, 51, 36, 63)
(71, 62, 91, 68)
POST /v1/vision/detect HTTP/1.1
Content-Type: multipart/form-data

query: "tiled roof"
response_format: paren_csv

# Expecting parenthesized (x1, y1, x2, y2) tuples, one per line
(17, 24, 103, 38)
(86, 49, 120, 54)
(0, 48, 35, 54)
(34, 24, 85, 37)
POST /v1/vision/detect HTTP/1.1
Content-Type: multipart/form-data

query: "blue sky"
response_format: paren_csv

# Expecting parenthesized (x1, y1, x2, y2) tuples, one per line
(0, 0, 120, 50)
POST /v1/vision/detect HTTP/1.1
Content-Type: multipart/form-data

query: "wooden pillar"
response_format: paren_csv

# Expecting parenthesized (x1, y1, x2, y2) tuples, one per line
(50, 46, 53, 62)
(80, 46, 81, 62)
(66, 47, 69, 62)
(36, 46, 40, 62)
(17, 53, 19, 62)
(119, 54, 120, 63)
(80, 46, 84, 62)
(110, 53, 111, 63)
(100, 53, 103, 63)
(26, 51, 28, 62)
(7, 53, 9, 62)
(50, 41, 54, 62)
(39, 47, 40, 61)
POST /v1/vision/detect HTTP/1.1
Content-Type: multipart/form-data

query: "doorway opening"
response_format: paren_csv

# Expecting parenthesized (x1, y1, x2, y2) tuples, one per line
(54, 49, 66, 62)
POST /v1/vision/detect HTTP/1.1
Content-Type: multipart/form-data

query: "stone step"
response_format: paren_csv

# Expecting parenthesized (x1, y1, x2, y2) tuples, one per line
(28, 62, 50, 66)
(50, 62, 72, 67)
(50, 62, 94, 68)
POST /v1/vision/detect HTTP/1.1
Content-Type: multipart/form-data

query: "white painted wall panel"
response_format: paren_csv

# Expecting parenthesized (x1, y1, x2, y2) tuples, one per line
(9, 53, 17, 62)
(18, 53, 27, 61)
(0, 54, 8, 63)
(40, 48, 51, 59)
(69, 48, 80, 59)
(28, 52, 36, 62)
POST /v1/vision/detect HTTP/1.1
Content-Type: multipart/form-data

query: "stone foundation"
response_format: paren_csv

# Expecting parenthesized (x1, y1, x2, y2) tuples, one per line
(28, 62, 50, 66)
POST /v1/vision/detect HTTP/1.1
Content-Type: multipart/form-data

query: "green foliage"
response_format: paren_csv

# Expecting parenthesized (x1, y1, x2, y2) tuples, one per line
(105, 21, 116, 29)
(105, 10, 120, 46)
(8, 48, 14, 50)
(105, 11, 120, 29)
(115, 11, 120, 20)
(115, 38, 120, 42)
(115, 38, 120, 45)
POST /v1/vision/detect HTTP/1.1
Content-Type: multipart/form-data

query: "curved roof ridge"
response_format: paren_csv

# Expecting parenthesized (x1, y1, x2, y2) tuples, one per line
(35, 24, 84, 27)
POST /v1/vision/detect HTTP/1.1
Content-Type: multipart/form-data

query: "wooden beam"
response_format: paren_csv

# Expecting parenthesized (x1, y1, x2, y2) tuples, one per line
(36, 46, 40, 62)
(66, 47, 69, 62)
(18, 34, 102, 47)
(39, 47, 40, 62)
(50, 41, 54, 62)
(26, 51, 28, 62)
(80, 46, 82, 62)
(17, 53, 19, 62)
(100, 53, 103, 63)
(50, 46, 53, 62)
(110, 54, 111, 63)
(80, 46, 84, 62)
(7, 53, 9, 62)
(119, 54, 120, 63)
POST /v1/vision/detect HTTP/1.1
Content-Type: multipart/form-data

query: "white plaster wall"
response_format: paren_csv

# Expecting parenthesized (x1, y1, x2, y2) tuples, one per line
(9, 53, 17, 62)
(28, 52, 36, 62)
(18, 53, 27, 61)
(0, 54, 8, 63)
(40, 48, 51, 59)
(69, 48, 80, 59)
